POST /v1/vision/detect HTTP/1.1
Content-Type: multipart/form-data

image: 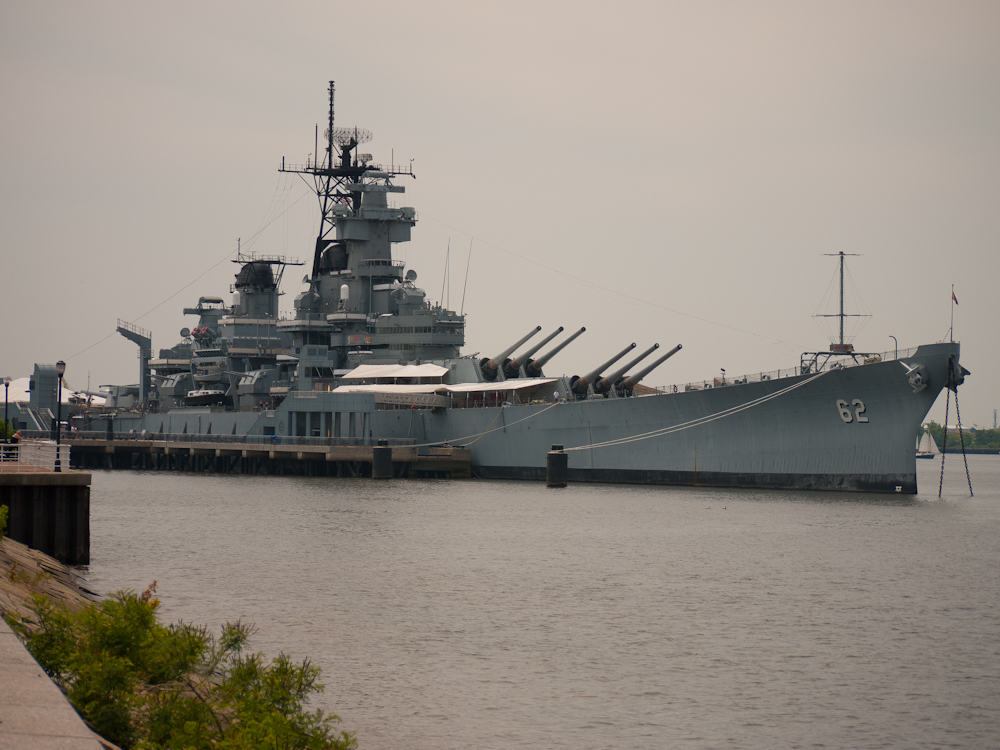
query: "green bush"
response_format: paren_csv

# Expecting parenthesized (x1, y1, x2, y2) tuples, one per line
(4, 584, 355, 750)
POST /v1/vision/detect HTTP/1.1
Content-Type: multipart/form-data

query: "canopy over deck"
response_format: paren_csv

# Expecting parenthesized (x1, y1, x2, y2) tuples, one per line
(332, 377, 556, 395)
(340, 363, 450, 379)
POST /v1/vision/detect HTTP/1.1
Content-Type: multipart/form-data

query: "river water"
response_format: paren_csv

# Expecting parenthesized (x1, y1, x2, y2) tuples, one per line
(82, 456, 999, 749)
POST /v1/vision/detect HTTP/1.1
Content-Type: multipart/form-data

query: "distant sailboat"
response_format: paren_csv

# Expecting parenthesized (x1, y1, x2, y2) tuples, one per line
(916, 430, 940, 459)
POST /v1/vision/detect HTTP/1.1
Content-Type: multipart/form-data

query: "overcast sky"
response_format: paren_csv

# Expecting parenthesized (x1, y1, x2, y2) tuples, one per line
(2, 1, 997, 427)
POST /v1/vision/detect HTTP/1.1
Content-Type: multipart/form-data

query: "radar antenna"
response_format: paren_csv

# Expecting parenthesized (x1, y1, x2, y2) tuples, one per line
(279, 81, 415, 278)
(232, 247, 304, 291)
(326, 127, 373, 147)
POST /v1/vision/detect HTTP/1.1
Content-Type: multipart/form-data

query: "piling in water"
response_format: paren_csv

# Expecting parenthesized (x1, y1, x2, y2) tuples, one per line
(546, 444, 567, 488)
(372, 439, 393, 479)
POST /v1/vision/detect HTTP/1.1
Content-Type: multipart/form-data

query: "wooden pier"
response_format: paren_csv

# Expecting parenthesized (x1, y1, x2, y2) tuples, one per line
(66, 437, 471, 478)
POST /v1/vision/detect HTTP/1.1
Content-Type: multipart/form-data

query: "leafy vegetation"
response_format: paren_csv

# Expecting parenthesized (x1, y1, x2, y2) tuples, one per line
(0, 417, 13, 440)
(922, 422, 1000, 453)
(4, 583, 356, 750)
(0, 503, 7, 539)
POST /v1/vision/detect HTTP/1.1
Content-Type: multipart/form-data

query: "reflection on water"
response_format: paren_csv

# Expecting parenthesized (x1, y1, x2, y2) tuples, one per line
(84, 456, 1000, 749)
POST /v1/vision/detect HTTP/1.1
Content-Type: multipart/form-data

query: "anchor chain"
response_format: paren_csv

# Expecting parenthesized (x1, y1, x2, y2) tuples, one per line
(953, 389, 974, 497)
(938, 354, 973, 498)
(937, 380, 950, 499)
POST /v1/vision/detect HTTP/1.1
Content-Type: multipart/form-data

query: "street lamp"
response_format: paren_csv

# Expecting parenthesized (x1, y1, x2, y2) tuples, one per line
(3, 376, 10, 444)
(55, 360, 66, 473)
(889, 335, 898, 360)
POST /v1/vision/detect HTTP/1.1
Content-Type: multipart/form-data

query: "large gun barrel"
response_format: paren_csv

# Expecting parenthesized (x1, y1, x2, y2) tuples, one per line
(571, 343, 636, 395)
(504, 327, 564, 378)
(622, 344, 682, 390)
(525, 327, 586, 378)
(595, 344, 659, 393)
(480, 326, 542, 381)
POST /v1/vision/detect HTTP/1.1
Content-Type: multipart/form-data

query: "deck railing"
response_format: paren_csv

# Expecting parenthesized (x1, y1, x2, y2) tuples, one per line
(0, 439, 67, 471)
(653, 346, 921, 395)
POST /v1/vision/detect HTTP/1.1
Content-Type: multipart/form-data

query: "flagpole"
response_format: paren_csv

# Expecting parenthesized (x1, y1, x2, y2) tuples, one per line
(950, 284, 955, 343)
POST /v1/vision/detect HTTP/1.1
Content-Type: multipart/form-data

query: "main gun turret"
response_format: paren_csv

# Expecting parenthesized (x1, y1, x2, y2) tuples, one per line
(503, 327, 564, 379)
(524, 327, 586, 378)
(617, 344, 683, 395)
(593, 344, 660, 395)
(480, 326, 542, 381)
(569, 343, 636, 398)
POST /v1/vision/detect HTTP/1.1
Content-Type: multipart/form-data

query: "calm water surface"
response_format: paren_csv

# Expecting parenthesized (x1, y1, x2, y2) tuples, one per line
(84, 456, 1000, 749)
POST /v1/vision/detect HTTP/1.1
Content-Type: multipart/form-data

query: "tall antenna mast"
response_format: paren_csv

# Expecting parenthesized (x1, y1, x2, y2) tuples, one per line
(327, 81, 335, 170)
(817, 251, 864, 353)
(839, 251, 846, 345)
(460, 238, 473, 316)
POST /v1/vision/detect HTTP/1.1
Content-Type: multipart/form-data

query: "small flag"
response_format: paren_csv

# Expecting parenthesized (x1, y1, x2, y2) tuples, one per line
(952, 291, 959, 305)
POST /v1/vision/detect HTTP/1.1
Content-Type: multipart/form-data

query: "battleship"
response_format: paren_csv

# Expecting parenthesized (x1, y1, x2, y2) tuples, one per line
(55, 82, 966, 493)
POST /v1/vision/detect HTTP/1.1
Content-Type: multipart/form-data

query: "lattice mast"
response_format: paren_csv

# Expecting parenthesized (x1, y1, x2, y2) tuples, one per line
(279, 80, 412, 278)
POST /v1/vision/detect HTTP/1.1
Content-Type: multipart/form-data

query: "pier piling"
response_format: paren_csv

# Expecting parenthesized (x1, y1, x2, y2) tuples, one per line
(546, 444, 568, 488)
(372, 439, 393, 479)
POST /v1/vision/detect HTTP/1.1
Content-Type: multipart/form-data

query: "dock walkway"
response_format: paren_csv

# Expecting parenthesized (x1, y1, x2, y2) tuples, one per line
(0, 537, 106, 749)
(0, 617, 107, 749)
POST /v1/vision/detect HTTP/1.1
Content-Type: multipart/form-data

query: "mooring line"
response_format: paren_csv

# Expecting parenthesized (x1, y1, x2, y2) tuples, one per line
(564, 371, 828, 452)
(406, 401, 561, 449)
(389, 369, 826, 453)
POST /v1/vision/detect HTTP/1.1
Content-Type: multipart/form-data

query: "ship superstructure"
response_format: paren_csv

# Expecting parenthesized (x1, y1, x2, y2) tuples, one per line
(111, 252, 300, 412)
(276, 82, 466, 390)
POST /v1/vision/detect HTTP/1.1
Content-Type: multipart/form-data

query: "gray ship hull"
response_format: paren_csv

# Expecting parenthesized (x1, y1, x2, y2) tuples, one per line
(72, 343, 957, 494)
(65, 87, 964, 496)
(374, 342, 959, 493)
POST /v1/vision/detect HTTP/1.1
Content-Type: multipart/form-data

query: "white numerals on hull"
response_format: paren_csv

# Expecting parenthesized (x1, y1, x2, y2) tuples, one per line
(837, 399, 869, 423)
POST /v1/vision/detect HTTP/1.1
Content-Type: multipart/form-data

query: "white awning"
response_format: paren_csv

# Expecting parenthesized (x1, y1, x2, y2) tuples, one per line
(340, 363, 450, 379)
(444, 378, 556, 393)
(333, 383, 443, 394)
(332, 377, 556, 395)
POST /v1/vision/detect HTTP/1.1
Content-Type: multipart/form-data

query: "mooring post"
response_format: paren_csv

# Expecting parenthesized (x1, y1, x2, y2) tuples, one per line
(546, 443, 568, 488)
(372, 438, 392, 479)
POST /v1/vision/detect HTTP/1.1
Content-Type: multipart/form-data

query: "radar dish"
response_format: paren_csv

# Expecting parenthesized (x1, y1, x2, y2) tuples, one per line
(357, 153, 373, 163)
(325, 127, 373, 146)
(405, 269, 418, 282)
(180, 328, 191, 338)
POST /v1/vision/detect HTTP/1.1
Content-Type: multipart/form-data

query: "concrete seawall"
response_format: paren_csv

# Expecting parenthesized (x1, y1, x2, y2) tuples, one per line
(0, 471, 91, 566)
